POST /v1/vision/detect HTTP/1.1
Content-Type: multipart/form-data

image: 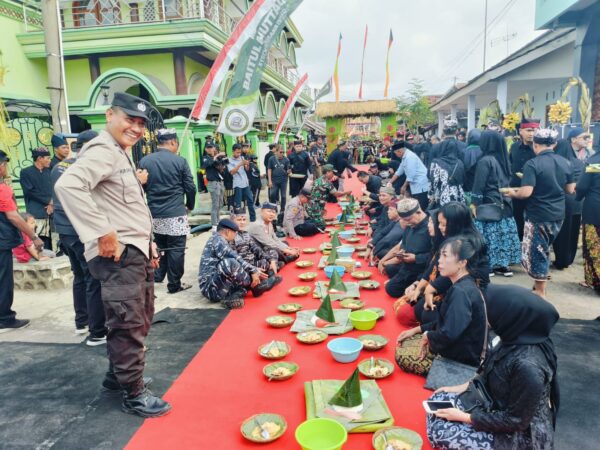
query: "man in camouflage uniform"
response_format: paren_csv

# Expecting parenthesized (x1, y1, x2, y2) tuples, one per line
(306, 164, 352, 228)
(230, 208, 282, 275)
(198, 219, 278, 309)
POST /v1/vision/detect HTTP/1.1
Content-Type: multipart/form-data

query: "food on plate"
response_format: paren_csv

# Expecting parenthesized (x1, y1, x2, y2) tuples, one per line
(270, 366, 292, 377)
(386, 439, 411, 450)
(251, 422, 281, 440)
(367, 365, 390, 377)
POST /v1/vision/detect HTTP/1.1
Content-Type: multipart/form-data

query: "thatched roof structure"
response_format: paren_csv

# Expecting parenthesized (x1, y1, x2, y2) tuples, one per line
(316, 100, 397, 118)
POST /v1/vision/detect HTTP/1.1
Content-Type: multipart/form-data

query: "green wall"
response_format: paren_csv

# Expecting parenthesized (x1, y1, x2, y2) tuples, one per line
(64, 58, 91, 103)
(0, 12, 48, 101)
(100, 54, 176, 94)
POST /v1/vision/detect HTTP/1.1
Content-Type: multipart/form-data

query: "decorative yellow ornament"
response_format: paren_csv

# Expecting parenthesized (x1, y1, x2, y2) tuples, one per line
(502, 112, 520, 132)
(548, 101, 572, 125)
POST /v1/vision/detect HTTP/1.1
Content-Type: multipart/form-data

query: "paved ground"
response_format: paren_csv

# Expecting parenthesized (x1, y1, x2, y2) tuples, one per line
(2, 220, 599, 345)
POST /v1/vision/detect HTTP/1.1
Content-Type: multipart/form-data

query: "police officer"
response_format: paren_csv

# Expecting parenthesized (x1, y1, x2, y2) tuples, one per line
(55, 92, 170, 417)
(288, 140, 312, 197)
(51, 130, 108, 345)
(198, 218, 273, 309)
(283, 188, 320, 238)
(139, 128, 196, 294)
(0, 150, 43, 330)
(202, 142, 227, 231)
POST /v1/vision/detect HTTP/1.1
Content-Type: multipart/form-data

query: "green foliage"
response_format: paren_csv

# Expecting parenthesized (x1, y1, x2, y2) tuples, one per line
(395, 79, 435, 134)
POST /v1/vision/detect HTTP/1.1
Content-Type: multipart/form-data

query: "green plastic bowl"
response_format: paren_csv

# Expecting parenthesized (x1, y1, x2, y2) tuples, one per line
(349, 310, 379, 331)
(295, 418, 348, 450)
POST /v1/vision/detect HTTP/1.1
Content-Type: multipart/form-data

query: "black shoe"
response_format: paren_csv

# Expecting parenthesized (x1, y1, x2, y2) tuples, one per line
(102, 376, 154, 394)
(493, 267, 513, 277)
(220, 289, 246, 309)
(167, 282, 192, 294)
(0, 319, 30, 330)
(282, 253, 299, 264)
(252, 276, 282, 297)
(122, 388, 172, 418)
(277, 261, 285, 270)
(275, 231, 286, 238)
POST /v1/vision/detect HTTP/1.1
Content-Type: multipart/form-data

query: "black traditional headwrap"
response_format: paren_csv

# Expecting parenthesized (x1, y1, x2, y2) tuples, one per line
(484, 284, 560, 425)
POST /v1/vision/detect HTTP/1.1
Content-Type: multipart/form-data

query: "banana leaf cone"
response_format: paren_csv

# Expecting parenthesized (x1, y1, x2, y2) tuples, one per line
(329, 368, 363, 408)
(330, 231, 342, 249)
(326, 245, 339, 265)
(327, 269, 347, 293)
(313, 294, 336, 325)
(339, 209, 348, 225)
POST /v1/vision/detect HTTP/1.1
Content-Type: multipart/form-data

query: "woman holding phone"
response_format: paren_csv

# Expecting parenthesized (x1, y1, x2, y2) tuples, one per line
(426, 284, 560, 450)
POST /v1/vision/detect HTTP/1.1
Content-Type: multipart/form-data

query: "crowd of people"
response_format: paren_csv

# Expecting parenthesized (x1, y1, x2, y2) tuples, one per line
(0, 89, 597, 447)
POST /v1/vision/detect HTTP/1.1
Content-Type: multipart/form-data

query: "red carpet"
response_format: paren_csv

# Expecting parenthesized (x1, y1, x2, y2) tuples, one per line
(127, 173, 435, 450)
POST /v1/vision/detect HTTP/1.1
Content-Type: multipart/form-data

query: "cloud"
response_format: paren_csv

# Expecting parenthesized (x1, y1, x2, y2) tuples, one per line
(291, 0, 544, 100)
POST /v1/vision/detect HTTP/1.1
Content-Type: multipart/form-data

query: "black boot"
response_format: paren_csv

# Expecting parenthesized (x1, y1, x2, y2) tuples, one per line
(102, 376, 154, 394)
(122, 388, 172, 418)
(252, 276, 282, 297)
(220, 289, 246, 309)
(282, 253, 299, 264)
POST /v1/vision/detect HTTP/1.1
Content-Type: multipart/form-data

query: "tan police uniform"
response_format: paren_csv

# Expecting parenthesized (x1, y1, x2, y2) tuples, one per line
(55, 129, 155, 396)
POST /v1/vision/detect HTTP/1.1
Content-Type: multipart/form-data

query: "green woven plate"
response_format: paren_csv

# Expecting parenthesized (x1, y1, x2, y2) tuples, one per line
(263, 361, 299, 381)
(258, 341, 290, 360)
(358, 358, 394, 379)
(266, 315, 294, 328)
(241, 413, 287, 443)
(359, 280, 380, 290)
(357, 334, 389, 350)
(340, 298, 365, 310)
(372, 426, 423, 450)
(278, 303, 303, 313)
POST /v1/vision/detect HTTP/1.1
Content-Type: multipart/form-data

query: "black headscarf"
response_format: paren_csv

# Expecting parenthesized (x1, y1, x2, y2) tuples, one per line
(484, 284, 560, 424)
(433, 139, 465, 186)
(479, 130, 511, 182)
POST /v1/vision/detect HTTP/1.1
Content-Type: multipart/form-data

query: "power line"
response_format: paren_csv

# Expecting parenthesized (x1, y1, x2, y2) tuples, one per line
(426, 0, 517, 92)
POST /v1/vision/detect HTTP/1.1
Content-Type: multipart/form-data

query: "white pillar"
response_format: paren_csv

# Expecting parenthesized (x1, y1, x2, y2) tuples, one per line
(437, 111, 445, 137)
(496, 79, 508, 114)
(467, 95, 476, 130)
(450, 104, 458, 120)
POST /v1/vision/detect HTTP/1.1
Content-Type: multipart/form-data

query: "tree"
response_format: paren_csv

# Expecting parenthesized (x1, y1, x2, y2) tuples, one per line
(395, 79, 435, 135)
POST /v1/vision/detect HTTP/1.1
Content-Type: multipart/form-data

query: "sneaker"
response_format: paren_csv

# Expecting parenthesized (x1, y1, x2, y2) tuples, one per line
(493, 267, 513, 277)
(86, 335, 107, 346)
(0, 319, 30, 331)
(489, 271, 495, 278)
(75, 325, 89, 335)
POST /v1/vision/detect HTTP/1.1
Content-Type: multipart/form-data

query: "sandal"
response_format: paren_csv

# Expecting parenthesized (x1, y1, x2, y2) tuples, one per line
(578, 281, 592, 289)
(167, 283, 192, 294)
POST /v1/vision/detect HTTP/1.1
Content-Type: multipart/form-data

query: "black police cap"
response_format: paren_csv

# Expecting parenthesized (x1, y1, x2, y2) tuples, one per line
(111, 92, 151, 121)
(217, 218, 239, 232)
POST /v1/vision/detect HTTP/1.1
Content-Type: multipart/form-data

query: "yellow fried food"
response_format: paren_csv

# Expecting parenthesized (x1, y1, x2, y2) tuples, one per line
(367, 365, 390, 377)
(271, 367, 292, 377)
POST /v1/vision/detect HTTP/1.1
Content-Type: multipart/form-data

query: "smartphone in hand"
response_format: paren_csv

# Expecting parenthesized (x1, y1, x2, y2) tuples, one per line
(422, 400, 456, 414)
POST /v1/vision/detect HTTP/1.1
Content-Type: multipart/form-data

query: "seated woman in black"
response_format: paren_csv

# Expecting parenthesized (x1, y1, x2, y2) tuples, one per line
(396, 236, 488, 369)
(426, 283, 559, 450)
(394, 202, 489, 328)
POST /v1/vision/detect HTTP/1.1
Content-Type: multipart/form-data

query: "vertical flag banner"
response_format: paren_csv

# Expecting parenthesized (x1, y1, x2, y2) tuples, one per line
(190, 0, 277, 120)
(217, 0, 303, 136)
(358, 25, 368, 99)
(274, 73, 308, 142)
(384, 29, 394, 98)
(333, 33, 342, 102)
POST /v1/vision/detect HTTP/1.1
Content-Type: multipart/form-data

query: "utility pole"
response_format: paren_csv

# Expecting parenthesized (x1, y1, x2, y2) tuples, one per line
(41, 0, 70, 133)
(483, 0, 488, 72)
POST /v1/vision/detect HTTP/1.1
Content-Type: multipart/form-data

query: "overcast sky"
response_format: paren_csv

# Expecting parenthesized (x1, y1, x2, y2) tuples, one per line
(292, 0, 544, 100)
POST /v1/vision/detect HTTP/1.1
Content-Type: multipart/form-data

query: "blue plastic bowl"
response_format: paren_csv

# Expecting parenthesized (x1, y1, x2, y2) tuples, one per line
(327, 338, 363, 363)
(337, 246, 355, 258)
(339, 231, 355, 240)
(324, 265, 345, 278)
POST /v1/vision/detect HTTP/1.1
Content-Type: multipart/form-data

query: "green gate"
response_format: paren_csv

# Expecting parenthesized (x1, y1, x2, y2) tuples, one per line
(0, 100, 54, 207)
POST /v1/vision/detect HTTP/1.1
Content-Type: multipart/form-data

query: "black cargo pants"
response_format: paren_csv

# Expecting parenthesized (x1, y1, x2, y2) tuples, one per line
(87, 245, 154, 396)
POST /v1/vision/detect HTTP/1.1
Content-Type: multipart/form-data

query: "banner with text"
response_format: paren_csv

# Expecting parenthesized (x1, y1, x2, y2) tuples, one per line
(217, 0, 303, 136)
